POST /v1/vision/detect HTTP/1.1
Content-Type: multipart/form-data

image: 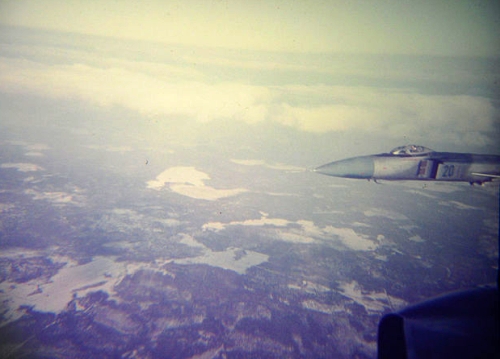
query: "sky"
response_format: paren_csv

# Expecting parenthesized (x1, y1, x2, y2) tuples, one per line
(0, 0, 499, 159)
(1, 0, 499, 56)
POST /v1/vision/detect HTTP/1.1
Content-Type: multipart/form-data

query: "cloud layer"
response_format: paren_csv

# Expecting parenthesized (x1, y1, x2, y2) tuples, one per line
(0, 28, 498, 148)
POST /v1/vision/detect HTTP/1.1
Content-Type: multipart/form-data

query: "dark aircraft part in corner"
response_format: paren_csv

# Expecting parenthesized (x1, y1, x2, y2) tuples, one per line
(377, 286, 499, 359)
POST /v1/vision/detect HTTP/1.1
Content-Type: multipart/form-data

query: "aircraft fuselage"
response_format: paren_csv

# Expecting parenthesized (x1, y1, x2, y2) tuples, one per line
(315, 146, 500, 184)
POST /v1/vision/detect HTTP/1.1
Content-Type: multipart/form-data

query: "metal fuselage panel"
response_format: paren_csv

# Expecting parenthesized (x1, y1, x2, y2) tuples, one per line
(373, 156, 422, 180)
(372, 152, 500, 182)
(429, 152, 500, 182)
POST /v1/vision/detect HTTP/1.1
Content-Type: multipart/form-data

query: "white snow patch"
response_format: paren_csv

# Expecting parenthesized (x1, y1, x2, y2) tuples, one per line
(439, 200, 480, 210)
(352, 221, 371, 228)
(0, 247, 49, 260)
(275, 230, 315, 243)
(202, 221, 227, 232)
(179, 233, 206, 248)
(203, 214, 378, 250)
(24, 188, 84, 205)
(202, 212, 291, 232)
(363, 208, 408, 221)
(324, 226, 377, 251)
(0, 241, 269, 325)
(338, 281, 407, 314)
(172, 247, 269, 275)
(147, 166, 247, 200)
(301, 299, 346, 314)
(1, 163, 44, 172)
(170, 184, 247, 201)
(409, 235, 425, 242)
(148, 166, 209, 188)
(288, 280, 332, 294)
(0, 256, 126, 323)
(25, 189, 74, 204)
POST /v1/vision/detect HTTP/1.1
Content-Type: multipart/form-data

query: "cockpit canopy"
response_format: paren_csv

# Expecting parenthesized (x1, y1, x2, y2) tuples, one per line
(390, 145, 434, 156)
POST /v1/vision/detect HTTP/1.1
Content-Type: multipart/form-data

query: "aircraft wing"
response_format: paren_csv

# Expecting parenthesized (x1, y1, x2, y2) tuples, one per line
(471, 173, 500, 179)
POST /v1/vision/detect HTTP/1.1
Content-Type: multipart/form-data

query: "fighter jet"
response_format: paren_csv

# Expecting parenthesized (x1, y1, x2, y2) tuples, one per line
(315, 145, 500, 185)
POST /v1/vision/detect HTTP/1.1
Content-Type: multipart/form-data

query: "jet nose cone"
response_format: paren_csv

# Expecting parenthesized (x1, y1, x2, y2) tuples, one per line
(315, 156, 374, 178)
